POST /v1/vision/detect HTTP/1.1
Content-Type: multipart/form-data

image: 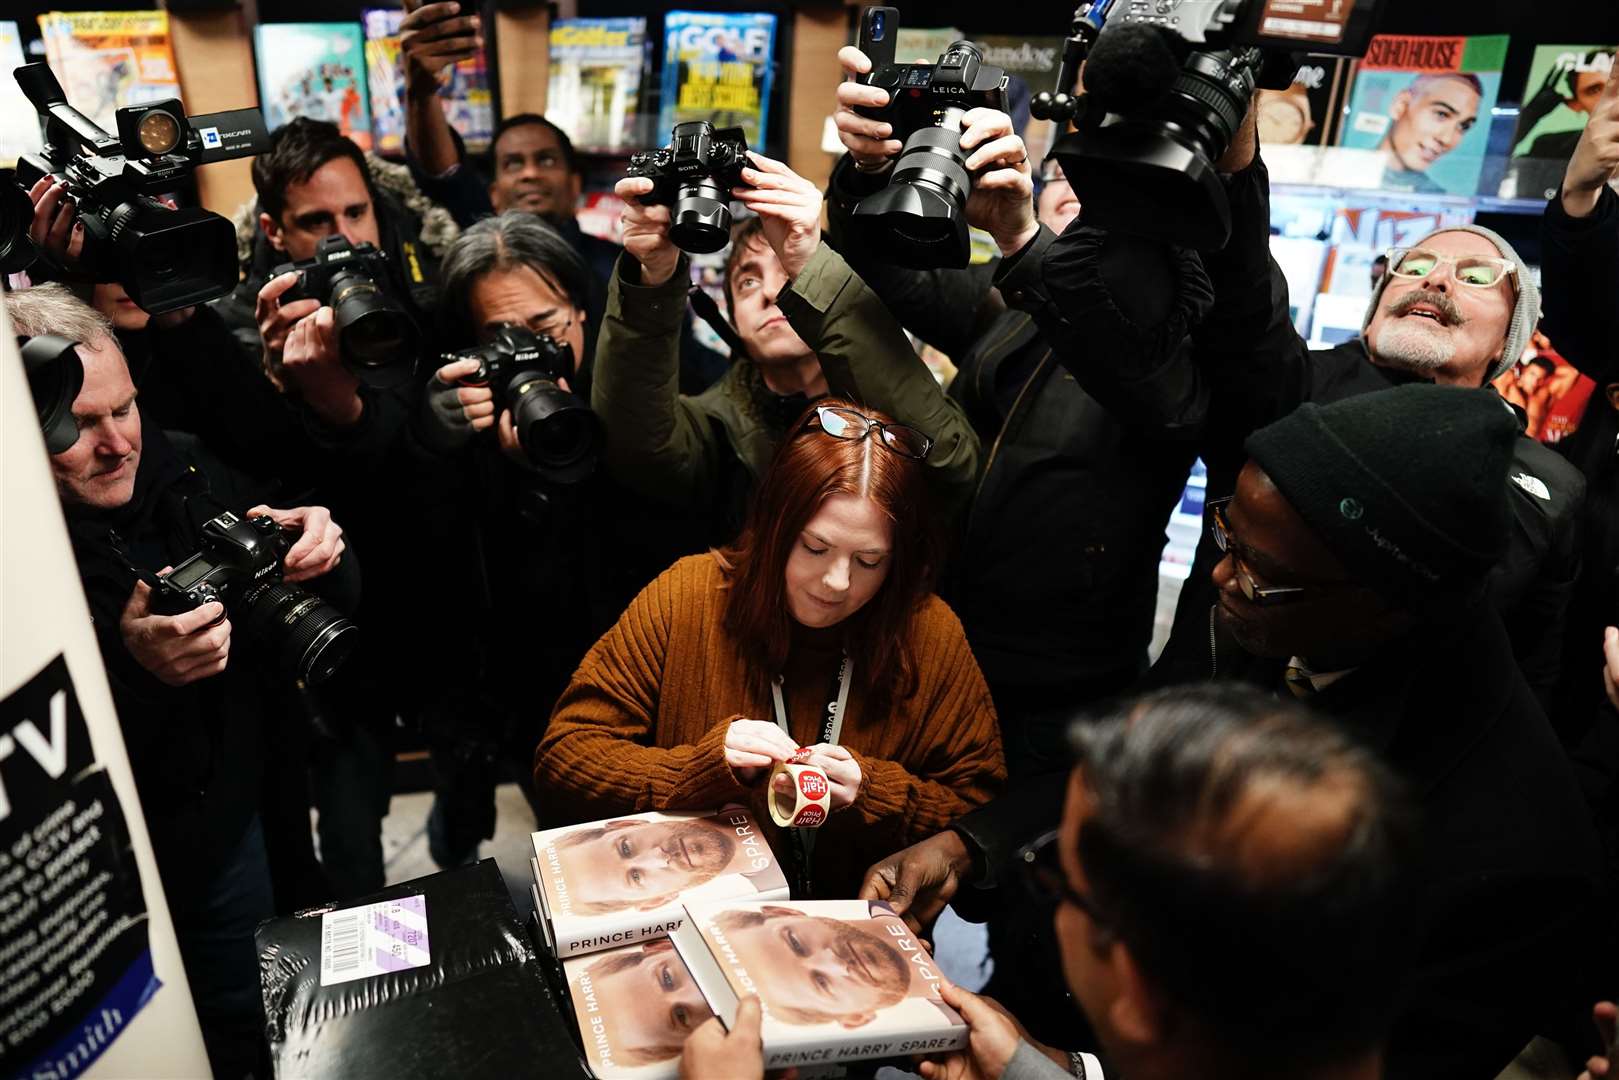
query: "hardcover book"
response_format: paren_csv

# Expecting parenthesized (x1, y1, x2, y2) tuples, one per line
(532, 807, 788, 960)
(562, 938, 714, 1078)
(670, 898, 969, 1069)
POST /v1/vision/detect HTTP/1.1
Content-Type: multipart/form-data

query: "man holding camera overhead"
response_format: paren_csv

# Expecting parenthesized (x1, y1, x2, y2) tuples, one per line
(11, 284, 355, 1078)
(597, 141, 980, 538)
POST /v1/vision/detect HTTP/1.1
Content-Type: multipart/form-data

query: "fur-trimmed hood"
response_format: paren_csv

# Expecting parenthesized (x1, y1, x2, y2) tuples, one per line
(228, 152, 461, 271)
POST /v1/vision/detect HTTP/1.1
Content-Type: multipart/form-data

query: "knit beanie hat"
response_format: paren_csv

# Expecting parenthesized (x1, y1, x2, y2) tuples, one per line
(1244, 385, 1518, 602)
(1361, 223, 1540, 384)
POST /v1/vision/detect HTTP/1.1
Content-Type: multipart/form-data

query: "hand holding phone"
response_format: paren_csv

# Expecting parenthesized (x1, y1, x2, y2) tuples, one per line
(398, 0, 482, 94)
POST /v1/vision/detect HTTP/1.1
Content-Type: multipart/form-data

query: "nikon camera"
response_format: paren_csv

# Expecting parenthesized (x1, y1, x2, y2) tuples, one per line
(5, 63, 267, 312)
(446, 325, 603, 482)
(148, 511, 358, 686)
(851, 7, 1008, 270)
(626, 121, 750, 254)
(271, 235, 421, 388)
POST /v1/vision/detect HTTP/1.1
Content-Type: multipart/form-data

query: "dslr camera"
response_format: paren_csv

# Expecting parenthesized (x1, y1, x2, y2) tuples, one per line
(1032, 0, 1388, 249)
(852, 8, 1008, 270)
(626, 121, 750, 254)
(445, 324, 603, 482)
(145, 511, 358, 686)
(271, 235, 421, 388)
(5, 62, 267, 312)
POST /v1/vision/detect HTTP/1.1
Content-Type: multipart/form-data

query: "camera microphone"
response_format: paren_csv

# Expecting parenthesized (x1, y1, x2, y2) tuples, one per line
(1082, 23, 1183, 115)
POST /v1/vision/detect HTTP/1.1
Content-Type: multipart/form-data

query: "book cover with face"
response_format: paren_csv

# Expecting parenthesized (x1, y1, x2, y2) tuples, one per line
(534, 807, 788, 958)
(684, 898, 967, 1060)
(1500, 45, 1614, 200)
(563, 938, 713, 1079)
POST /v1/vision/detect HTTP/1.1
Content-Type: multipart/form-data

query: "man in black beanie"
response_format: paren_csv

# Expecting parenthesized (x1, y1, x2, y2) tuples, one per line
(1205, 384, 1599, 1080)
(862, 384, 1599, 1080)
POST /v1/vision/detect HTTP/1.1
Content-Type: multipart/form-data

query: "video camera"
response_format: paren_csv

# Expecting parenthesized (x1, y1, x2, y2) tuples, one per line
(4, 63, 268, 312)
(852, 8, 1009, 270)
(271, 235, 421, 389)
(1031, 0, 1388, 249)
(138, 510, 358, 687)
(626, 121, 751, 254)
(444, 324, 602, 482)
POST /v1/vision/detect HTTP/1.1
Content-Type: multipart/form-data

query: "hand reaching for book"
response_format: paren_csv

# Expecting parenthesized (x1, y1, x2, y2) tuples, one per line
(679, 996, 769, 1080)
(918, 981, 1069, 1080)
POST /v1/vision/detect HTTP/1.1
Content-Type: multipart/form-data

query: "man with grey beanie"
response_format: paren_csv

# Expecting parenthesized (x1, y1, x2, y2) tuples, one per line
(994, 104, 1587, 705)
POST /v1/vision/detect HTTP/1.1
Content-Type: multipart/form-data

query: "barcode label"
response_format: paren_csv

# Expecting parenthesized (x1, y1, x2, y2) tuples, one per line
(319, 894, 431, 987)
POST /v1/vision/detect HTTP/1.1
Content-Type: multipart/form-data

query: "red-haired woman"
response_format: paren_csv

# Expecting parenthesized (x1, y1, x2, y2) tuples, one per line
(535, 399, 1005, 898)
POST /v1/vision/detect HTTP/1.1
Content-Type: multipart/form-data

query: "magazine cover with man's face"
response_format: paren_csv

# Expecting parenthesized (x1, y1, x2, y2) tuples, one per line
(533, 807, 788, 958)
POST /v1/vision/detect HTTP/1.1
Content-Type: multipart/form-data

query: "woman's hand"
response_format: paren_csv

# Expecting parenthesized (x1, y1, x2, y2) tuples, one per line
(792, 743, 862, 810)
(724, 718, 800, 783)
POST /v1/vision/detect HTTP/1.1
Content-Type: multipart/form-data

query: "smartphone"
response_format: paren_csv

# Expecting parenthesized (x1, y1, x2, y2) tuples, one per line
(858, 6, 898, 70)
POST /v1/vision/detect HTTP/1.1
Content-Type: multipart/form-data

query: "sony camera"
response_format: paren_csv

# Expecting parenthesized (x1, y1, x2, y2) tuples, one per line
(1033, 0, 1388, 250)
(146, 511, 358, 686)
(6, 63, 267, 312)
(271, 235, 421, 388)
(446, 324, 603, 482)
(852, 8, 1008, 270)
(626, 121, 750, 254)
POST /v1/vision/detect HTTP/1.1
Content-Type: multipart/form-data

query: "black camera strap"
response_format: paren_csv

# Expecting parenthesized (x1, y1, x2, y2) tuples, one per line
(687, 286, 750, 358)
(768, 653, 853, 898)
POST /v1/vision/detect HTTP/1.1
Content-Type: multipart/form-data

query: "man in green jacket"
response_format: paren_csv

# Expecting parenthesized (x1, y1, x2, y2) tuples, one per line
(596, 150, 979, 534)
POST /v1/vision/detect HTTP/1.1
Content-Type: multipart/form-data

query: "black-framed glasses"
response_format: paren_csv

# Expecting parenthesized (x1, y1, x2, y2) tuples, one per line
(1208, 497, 1311, 606)
(802, 405, 933, 461)
(1016, 829, 1109, 929)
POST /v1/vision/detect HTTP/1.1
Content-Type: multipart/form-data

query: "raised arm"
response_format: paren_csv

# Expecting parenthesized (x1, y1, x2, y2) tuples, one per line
(400, 1, 495, 228)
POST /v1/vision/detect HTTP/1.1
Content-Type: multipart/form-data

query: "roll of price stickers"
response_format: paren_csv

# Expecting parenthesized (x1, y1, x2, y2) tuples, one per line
(769, 749, 831, 828)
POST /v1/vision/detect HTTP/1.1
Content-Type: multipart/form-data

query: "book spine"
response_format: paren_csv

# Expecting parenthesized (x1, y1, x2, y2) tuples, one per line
(762, 1024, 969, 1070)
(554, 913, 689, 958)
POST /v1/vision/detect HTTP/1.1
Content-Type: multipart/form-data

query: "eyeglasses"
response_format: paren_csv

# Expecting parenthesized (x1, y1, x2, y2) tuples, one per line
(1016, 830, 1110, 930)
(1386, 247, 1517, 289)
(1209, 497, 1311, 606)
(802, 405, 933, 461)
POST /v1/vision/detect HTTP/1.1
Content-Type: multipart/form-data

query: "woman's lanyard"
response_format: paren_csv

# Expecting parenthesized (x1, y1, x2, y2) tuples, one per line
(769, 653, 853, 899)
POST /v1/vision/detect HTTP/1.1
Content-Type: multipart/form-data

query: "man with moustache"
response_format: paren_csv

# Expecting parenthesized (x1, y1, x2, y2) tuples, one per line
(992, 103, 1585, 701)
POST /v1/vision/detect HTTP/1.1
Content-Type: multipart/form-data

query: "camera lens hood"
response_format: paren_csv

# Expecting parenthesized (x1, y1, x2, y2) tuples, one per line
(669, 177, 733, 254)
(20, 334, 85, 455)
(1051, 125, 1231, 251)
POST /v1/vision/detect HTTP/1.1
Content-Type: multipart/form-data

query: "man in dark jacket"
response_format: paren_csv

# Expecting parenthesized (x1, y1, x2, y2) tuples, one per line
(828, 49, 1198, 776)
(863, 385, 1601, 1080)
(14, 285, 355, 1076)
(991, 109, 1584, 709)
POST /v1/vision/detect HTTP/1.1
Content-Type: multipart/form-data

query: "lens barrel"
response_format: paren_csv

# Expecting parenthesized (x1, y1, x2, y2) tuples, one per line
(238, 580, 359, 686)
(851, 110, 973, 270)
(669, 177, 733, 254)
(329, 270, 420, 388)
(507, 372, 604, 483)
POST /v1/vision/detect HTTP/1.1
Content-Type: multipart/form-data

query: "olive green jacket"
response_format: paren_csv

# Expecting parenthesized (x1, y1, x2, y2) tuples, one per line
(591, 241, 980, 525)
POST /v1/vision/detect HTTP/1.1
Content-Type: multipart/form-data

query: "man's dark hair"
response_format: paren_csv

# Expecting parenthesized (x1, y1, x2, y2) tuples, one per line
(1069, 685, 1419, 1076)
(1525, 355, 1557, 376)
(252, 117, 375, 224)
(438, 211, 591, 337)
(722, 215, 768, 314)
(492, 113, 579, 176)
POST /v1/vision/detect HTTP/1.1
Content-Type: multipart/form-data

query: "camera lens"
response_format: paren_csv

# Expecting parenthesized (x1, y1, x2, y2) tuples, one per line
(137, 110, 182, 156)
(851, 112, 973, 270)
(668, 177, 733, 254)
(508, 372, 604, 483)
(238, 580, 359, 686)
(330, 272, 420, 388)
(0, 177, 37, 274)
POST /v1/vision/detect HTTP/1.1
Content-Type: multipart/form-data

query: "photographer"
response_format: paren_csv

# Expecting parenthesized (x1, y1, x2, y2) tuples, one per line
(598, 150, 979, 538)
(990, 101, 1583, 709)
(414, 211, 688, 861)
(11, 284, 356, 1077)
(827, 47, 1198, 779)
